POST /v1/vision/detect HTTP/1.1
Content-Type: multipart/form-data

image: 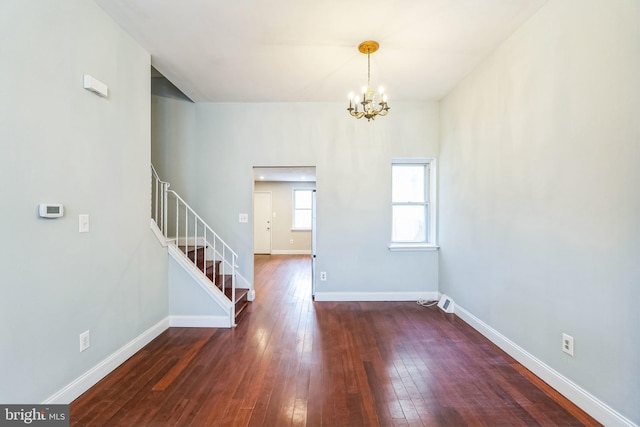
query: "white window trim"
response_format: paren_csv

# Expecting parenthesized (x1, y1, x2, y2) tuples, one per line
(388, 242, 439, 252)
(292, 188, 313, 231)
(388, 158, 438, 251)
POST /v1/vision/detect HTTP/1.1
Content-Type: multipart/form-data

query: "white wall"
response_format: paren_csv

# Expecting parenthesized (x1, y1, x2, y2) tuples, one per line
(254, 181, 315, 254)
(168, 257, 228, 319)
(152, 101, 440, 299)
(151, 76, 196, 188)
(439, 0, 640, 424)
(0, 0, 168, 403)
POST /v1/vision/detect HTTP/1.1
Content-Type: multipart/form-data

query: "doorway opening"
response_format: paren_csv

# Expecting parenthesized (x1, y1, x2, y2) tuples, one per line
(252, 166, 317, 297)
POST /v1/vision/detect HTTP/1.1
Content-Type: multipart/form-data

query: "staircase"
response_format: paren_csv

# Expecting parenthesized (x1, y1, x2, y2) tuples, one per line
(151, 165, 250, 325)
(180, 245, 250, 319)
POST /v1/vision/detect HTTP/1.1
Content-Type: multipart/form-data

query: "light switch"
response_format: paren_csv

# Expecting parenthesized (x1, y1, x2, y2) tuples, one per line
(79, 214, 89, 233)
(239, 213, 249, 223)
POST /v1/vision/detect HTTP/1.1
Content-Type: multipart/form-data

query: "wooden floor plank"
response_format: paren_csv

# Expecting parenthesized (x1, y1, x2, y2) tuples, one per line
(152, 330, 215, 391)
(70, 254, 601, 426)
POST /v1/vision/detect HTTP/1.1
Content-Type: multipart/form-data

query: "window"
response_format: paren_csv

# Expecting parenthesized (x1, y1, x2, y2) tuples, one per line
(390, 159, 437, 250)
(292, 189, 313, 230)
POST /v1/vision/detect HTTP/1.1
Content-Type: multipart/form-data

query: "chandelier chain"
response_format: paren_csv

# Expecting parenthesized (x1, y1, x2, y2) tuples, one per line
(367, 52, 371, 89)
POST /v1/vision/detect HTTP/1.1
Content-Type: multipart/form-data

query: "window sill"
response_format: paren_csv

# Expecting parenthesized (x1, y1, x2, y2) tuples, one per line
(388, 243, 439, 252)
(291, 228, 311, 232)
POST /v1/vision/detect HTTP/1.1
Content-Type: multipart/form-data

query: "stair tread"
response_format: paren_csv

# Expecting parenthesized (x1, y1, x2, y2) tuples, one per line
(178, 245, 206, 253)
(222, 285, 248, 301)
(178, 244, 249, 320)
(235, 300, 250, 318)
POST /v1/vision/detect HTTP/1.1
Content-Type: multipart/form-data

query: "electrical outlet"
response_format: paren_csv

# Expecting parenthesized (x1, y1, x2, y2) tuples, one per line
(320, 272, 327, 281)
(290, 239, 294, 245)
(79, 330, 90, 352)
(562, 333, 574, 356)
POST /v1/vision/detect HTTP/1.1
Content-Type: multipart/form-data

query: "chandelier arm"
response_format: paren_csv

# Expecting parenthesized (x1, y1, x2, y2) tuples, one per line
(349, 109, 365, 119)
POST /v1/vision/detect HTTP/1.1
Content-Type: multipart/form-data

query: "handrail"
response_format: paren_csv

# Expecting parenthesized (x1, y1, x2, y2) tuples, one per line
(166, 189, 238, 260)
(151, 166, 238, 323)
(151, 164, 168, 186)
(151, 165, 170, 235)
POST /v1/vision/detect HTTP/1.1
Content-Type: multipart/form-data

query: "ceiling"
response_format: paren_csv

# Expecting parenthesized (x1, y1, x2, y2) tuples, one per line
(95, 0, 546, 103)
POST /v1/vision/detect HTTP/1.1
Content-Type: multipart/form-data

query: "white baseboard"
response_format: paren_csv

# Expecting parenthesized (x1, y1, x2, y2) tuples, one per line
(454, 304, 636, 427)
(169, 315, 231, 328)
(43, 317, 169, 404)
(270, 250, 312, 255)
(314, 291, 439, 302)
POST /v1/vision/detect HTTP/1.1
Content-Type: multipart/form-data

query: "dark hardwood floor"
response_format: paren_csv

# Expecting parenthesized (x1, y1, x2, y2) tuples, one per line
(70, 254, 600, 426)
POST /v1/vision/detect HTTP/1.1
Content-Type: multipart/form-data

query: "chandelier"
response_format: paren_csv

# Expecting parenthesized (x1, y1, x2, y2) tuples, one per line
(347, 40, 390, 121)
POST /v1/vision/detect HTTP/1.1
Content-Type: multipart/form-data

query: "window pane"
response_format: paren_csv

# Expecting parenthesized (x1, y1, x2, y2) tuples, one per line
(392, 205, 427, 242)
(294, 210, 312, 229)
(392, 165, 426, 203)
(295, 190, 312, 209)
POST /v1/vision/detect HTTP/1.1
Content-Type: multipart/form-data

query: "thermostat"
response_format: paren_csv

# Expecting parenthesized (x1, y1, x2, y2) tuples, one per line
(39, 204, 64, 218)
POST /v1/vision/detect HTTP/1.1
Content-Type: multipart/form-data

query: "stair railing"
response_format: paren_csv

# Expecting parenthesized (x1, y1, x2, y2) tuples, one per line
(151, 165, 169, 236)
(151, 166, 237, 317)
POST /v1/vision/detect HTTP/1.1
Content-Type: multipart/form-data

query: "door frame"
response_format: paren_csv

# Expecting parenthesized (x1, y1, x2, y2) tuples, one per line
(311, 189, 317, 298)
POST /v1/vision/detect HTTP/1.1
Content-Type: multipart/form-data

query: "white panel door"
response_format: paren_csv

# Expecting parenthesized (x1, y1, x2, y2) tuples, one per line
(253, 192, 272, 254)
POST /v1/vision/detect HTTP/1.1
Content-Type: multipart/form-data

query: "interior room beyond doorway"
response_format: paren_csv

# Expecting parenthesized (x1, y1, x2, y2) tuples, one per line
(252, 166, 316, 256)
